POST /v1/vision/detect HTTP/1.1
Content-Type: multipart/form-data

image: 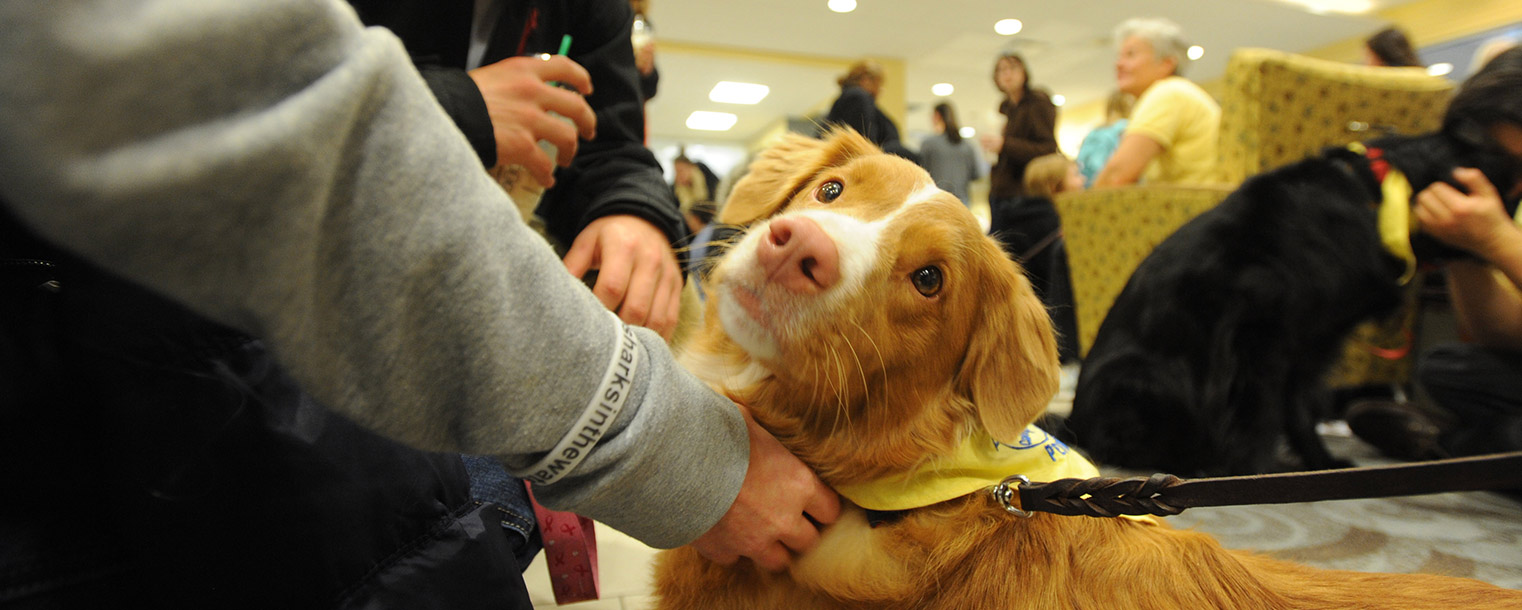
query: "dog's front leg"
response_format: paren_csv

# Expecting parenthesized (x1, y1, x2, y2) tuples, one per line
(1284, 389, 1351, 470)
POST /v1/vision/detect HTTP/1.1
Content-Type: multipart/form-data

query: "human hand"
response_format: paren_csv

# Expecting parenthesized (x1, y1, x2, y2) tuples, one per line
(1415, 168, 1519, 262)
(467, 54, 598, 189)
(979, 133, 1002, 155)
(563, 215, 683, 340)
(635, 41, 656, 76)
(690, 403, 841, 572)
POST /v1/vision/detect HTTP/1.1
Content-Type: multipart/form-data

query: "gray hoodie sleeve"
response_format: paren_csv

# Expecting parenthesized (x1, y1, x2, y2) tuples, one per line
(0, 0, 745, 549)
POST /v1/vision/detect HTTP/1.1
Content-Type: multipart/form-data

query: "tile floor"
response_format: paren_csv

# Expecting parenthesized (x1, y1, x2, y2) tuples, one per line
(524, 524, 659, 609)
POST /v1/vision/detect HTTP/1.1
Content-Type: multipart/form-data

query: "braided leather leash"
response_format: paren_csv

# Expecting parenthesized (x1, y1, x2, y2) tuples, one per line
(992, 451, 1522, 518)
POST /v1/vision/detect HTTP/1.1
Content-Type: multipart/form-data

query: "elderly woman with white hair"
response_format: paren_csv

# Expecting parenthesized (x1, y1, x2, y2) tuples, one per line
(1094, 17, 1220, 187)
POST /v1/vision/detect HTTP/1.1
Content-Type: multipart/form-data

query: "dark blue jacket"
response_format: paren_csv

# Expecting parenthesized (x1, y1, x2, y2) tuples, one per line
(347, 0, 686, 254)
(0, 213, 534, 608)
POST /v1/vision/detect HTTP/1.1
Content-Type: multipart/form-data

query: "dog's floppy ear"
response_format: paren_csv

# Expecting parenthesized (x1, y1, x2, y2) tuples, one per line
(957, 248, 1061, 442)
(719, 127, 880, 226)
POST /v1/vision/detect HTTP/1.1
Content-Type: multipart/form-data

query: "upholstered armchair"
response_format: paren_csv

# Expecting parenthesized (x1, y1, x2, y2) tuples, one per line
(1054, 48, 1455, 389)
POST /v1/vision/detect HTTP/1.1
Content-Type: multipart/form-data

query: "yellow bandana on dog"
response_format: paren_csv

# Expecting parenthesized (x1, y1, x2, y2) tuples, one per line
(835, 425, 1098, 512)
(1347, 142, 1418, 285)
(1375, 167, 1417, 285)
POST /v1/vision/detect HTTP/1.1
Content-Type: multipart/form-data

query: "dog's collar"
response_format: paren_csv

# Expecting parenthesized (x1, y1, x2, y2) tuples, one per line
(836, 425, 1098, 512)
(1348, 142, 1417, 285)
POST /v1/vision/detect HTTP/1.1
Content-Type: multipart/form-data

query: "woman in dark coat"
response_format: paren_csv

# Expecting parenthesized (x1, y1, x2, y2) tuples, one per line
(824, 60, 919, 164)
(985, 52, 1058, 200)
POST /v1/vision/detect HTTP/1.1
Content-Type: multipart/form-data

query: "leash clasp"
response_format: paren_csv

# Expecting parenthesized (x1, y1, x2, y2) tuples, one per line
(991, 474, 1033, 518)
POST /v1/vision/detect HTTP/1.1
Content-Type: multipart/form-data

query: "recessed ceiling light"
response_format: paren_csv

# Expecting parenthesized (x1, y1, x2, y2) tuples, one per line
(1275, 0, 1374, 14)
(931, 83, 954, 96)
(1427, 62, 1454, 77)
(686, 111, 738, 132)
(1188, 45, 1204, 60)
(995, 19, 1022, 36)
(709, 81, 770, 105)
(1051, 94, 1066, 106)
(828, 0, 856, 13)
(958, 126, 976, 139)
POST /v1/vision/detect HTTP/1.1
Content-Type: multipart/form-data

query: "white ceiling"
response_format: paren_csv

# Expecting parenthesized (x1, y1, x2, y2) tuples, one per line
(642, 0, 1421, 149)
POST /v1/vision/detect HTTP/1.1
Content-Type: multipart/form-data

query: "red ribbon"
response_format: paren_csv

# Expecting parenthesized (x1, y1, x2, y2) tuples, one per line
(526, 484, 600, 604)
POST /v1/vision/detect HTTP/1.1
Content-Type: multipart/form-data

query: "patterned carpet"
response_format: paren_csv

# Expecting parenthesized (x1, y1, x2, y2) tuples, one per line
(1107, 431, 1522, 589)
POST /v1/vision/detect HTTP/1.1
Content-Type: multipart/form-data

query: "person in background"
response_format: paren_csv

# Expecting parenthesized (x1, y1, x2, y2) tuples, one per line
(1346, 46, 1522, 473)
(920, 102, 986, 206)
(824, 59, 920, 164)
(1364, 25, 1422, 68)
(630, 0, 658, 103)
(347, 0, 685, 341)
(1075, 90, 1134, 188)
(983, 52, 1059, 202)
(989, 153, 1082, 364)
(0, 1, 840, 607)
(1025, 153, 1087, 199)
(672, 153, 721, 217)
(682, 200, 720, 300)
(1094, 17, 1220, 187)
(1469, 36, 1518, 76)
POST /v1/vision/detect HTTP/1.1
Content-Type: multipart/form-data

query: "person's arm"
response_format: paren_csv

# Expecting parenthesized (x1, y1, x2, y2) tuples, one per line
(636, 45, 659, 101)
(1415, 168, 1522, 349)
(538, 2, 683, 247)
(540, 1, 686, 339)
(0, 0, 839, 555)
(1093, 132, 1164, 187)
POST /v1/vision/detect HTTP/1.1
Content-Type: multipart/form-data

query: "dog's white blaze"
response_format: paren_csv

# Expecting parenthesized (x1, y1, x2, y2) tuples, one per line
(904, 181, 943, 208)
(796, 208, 883, 307)
(714, 186, 942, 363)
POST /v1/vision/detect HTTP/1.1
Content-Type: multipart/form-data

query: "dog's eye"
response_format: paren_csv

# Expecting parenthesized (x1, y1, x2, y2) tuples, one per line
(911, 265, 943, 297)
(816, 180, 844, 203)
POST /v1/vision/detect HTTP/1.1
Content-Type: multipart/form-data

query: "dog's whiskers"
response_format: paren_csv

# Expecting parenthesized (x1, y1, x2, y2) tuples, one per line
(848, 316, 888, 402)
(836, 328, 871, 435)
(825, 343, 851, 431)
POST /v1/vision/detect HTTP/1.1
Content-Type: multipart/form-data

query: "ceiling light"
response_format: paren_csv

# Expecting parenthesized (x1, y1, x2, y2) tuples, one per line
(994, 18, 1022, 36)
(1427, 62, 1454, 77)
(686, 111, 737, 132)
(709, 81, 770, 104)
(1051, 94, 1065, 106)
(1188, 45, 1204, 60)
(1275, 0, 1374, 14)
(828, 0, 856, 13)
(931, 83, 954, 96)
(958, 126, 976, 139)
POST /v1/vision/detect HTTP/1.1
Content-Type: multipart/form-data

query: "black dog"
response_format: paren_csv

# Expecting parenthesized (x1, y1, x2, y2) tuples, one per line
(1061, 131, 1518, 477)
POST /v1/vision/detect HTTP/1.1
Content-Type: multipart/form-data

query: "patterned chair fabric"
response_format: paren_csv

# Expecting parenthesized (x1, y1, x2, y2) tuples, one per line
(1054, 186, 1231, 356)
(1058, 48, 1455, 389)
(1216, 48, 1456, 184)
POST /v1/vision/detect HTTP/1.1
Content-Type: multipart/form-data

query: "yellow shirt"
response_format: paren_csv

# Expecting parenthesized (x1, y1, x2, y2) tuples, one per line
(1126, 76, 1221, 185)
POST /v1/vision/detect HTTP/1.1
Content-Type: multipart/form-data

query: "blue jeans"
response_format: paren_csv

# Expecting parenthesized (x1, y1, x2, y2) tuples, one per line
(461, 456, 543, 568)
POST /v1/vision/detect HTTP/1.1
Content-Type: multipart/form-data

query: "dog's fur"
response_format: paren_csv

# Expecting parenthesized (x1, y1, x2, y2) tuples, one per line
(652, 129, 1522, 609)
(1063, 132, 1520, 477)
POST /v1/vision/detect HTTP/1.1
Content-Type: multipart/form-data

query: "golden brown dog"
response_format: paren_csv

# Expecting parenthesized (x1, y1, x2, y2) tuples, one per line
(653, 129, 1522, 609)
